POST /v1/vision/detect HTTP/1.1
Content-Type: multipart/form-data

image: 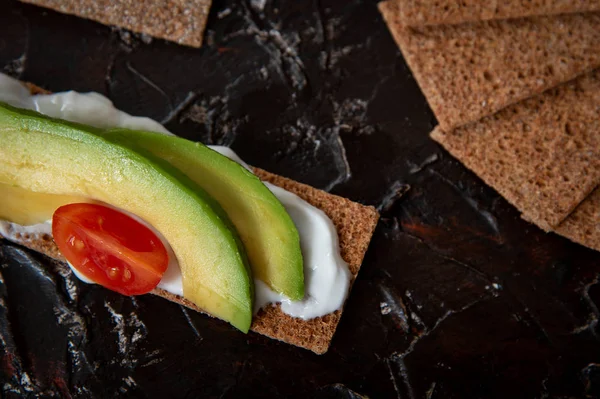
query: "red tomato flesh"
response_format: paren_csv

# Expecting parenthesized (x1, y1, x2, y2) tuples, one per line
(52, 203, 169, 295)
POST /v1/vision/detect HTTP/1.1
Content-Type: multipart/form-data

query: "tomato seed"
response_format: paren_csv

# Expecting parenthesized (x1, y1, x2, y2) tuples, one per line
(107, 267, 121, 280)
(123, 268, 132, 282)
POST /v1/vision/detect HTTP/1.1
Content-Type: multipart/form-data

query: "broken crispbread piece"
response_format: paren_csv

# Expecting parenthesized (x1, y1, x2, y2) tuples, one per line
(430, 69, 600, 231)
(394, 0, 600, 26)
(379, 1, 600, 130)
(556, 187, 600, 252)
(18, 0, 212, 48)
(0, 82, 379, 354)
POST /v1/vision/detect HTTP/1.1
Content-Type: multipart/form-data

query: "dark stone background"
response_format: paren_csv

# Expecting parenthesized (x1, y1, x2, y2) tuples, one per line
(1, 0, 599, 397)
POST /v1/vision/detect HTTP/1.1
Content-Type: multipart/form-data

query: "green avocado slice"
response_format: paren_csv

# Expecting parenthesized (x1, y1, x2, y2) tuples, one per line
(103, 129, 305, 301)
(0, 103, 253, 332)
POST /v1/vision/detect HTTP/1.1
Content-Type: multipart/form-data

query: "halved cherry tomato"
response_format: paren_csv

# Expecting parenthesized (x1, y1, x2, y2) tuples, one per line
(52, 203, 169, 295)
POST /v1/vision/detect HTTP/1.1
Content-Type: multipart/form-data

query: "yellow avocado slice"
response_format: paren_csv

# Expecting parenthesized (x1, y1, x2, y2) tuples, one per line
(0, 103, 253, 332)
(103, 129, 305, 301)
(0, 183, 88, 225)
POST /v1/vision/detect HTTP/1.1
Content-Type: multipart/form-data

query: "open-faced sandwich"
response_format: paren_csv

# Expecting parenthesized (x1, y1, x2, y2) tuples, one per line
(0, 73, 379, 354)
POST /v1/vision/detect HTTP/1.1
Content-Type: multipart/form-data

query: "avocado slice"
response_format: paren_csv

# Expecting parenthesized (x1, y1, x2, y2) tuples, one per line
(103, 129, 305, 301)
(0, 183, 88, 225)
(0, 103, 253, 332)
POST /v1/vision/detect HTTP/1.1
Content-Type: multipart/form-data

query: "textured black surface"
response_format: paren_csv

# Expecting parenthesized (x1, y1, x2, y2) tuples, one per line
(1, 0, 600, 398)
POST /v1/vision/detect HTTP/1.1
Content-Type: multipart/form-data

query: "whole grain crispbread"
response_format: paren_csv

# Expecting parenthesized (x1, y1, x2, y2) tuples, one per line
(250, 168, 379, 353)
(430, 69, 600, 231)
(556, 187, 600, 252)
(394, 0, 600, 26)
(156, 169, 379, 354)
(1, 82, 380, 354)
(19, 0, 212, 48)
(379, 1, 600, 130)
(0, 170, 379, 354)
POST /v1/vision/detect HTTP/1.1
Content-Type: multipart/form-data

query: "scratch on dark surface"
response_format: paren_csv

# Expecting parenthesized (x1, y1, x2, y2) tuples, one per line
(161, 92, 198, 125)
(313, 0, 330, 71)
(119, 375, 137, 394)
(386, 355, 416, 399)
(429, 169, 500, 235)
(397, 226, 495, 284)
(366, 72, 394, 105)
(321, 132, 352, 192)
(425, 382, 437, 399)
(104, 51, 119, 97)
(377, 181, 410, 213)
(573, 276, 600, 340)
(139, 349, 163, 369)
(116, 29, 135, 48)
(48, 261, 80, 303)
(571, 314, 599, 338)
(539, 376, 550, 399)
(114, 28, 152, 48)
(273, 114, 352, 191)
(385, 358, 402, 399)
(180, 305, 203, 341)
(129, 297, 141, 309)
(218, 358, 254, 399)
(323, 16, 345, 67)
(333, 98, 376, 136)
(3, 12, 29, 78)
(395, 297, 489, 359)
(260, 28, 307, 91)
(217, 9, 232, 21)
(512, 294, 553, 345)
(318, 384, 370, 399)
(266, 28, 303, 66)
(4, 54, 27, 79)
(408, 153, 438, 174)
(442, 254, 495, 284)
(48, 264, 95, 383)
(126, 62, 172, 108)
(104, 301, 148, 366)
(378, 284, 410, 333)
(0, 272, 39, 396)
(250, 0, 267, 12)
(220, 1, 309, 93)
(582, 363, 600, 398)
(181, 96, 246, 146)
(381, 299, 485, 399)
(0, 249, 82, 397)
(101, 300, 150, 395)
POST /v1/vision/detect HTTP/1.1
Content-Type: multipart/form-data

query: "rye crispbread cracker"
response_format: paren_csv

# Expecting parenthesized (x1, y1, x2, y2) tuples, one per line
(431, 69, 600, 231)
(0, 171, 379, 354)
(556, 187, 600, 252)
(1, 82, 379, 354)
(379, 1, 600, 130)
(395, 0, 600, 26)
(19, 0, 211, 48)
(249, 169, 379, 353)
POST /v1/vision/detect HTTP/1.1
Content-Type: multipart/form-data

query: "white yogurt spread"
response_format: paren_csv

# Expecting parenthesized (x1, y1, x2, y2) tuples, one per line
(0, 73, 351, 319)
